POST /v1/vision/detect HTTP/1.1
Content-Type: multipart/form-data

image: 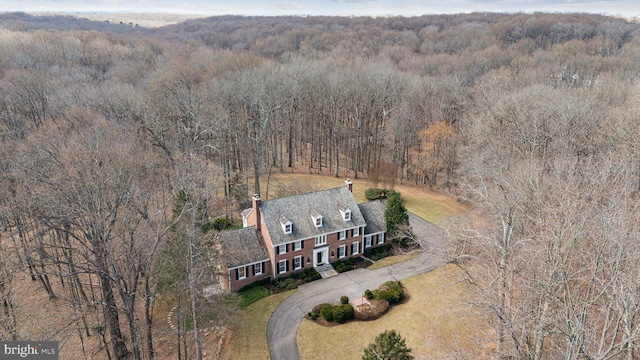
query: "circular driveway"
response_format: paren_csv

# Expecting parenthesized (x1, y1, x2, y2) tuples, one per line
(267, 212, 445, 360)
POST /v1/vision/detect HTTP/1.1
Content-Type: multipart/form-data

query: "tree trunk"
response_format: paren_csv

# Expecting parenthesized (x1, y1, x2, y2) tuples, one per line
(95, 242, 130, 360)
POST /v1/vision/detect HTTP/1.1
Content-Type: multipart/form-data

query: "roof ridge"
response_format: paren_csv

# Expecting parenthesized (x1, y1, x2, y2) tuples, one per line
(263, 186, 347, 203)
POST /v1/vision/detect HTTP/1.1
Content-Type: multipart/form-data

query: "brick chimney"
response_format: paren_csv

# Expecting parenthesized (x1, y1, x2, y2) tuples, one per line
(252, 194, 261, 230)
(345, 178, 353, 193)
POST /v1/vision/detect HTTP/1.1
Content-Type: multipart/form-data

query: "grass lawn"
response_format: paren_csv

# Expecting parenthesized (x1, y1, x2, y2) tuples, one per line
(221, 290, 295, 360)
(297, 264, 485, 360)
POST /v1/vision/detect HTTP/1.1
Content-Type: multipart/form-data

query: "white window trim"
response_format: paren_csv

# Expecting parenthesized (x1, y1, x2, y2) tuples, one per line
(365, 236, 372, 248)
(293, 240, 302, 251)
(254, 262, 263, 275)
(278, 260, 287, 275)
(315, 235, 327, 246)
(353, 227, 360, 237)
(313, 215, 323, 227)
(238, 266, 247, 280)
(282, 222, 292, 234)
(339, 230, 346, 240)
(294, 256, 303, 270)
(338, 245, 346, 259)
(352, 242, 360, 255)
(278, 244, 287, 255)
(341, 209, 352, 221)
(377, 233, 385, 245)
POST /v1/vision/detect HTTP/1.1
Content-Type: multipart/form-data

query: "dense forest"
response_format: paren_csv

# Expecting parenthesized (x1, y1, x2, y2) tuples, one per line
(1, 11, 640, 359)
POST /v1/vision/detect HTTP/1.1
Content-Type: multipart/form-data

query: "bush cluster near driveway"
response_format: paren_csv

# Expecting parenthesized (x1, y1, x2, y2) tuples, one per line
(270, 267, 322, 291)
(238, 268, 322, 308)
(309, 298, 356, 324)
(364, 244, 392, 261)
(370, 281, 405, 304)
(333, 256, 368, 273)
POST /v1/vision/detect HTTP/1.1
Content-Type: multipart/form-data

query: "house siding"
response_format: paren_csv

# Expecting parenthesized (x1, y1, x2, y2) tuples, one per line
(273, 239, 311, 276)
(228, 260, 272, 292)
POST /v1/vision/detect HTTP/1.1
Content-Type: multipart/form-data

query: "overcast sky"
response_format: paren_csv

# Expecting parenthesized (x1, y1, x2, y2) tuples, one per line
(1, 0, 639, 17)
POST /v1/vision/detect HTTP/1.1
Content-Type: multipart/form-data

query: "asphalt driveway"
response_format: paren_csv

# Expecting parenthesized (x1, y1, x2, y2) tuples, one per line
(266, 212, 445, 360)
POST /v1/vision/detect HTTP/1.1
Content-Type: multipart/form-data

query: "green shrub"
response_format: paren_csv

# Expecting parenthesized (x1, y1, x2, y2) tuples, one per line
(378, 289, 401, 304)
(342, 304, 354, 320)
(302, 268, 321, 281)
(320, 304, 334, 322)
(332, 304, 355, 323)
(365, 188, 379, 200)
(212, 217, 232, 231)
(364, 289, 374, 300)
(276, 278, 296, 291)
(366, 244, 392, 261)
(340, 295, 349, 304)
(376, 281, 404, 304)
(310, 312, 318, 320)
(286, 282, 297, 290)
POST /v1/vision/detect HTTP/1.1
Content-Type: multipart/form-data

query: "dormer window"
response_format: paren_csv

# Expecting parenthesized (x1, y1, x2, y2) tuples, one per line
(338, 204, 352, 221)
(310, 209, 323, 227)
(279, 214, 293, 234)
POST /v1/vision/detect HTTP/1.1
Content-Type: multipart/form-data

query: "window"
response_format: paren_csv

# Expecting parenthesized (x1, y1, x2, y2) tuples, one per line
(353, 227, 360, 237)
(365, 236, 372, 248)
(294, 256, 303, 270)
(238, 266, 246, 280)
(278, 260, 287, 275)
(339, 230, 346, 240)
(293, 240, 302, 251)
(254, 262, 262, 275)
(377, 233, 385, 245)
(352, 242, 360, 255)
(338, 245, 346, 259)
(284, 223, 292, 234)
(315, 235, 327, 246)
(315, 217, 323, 227)
(277, 244, 287, 255)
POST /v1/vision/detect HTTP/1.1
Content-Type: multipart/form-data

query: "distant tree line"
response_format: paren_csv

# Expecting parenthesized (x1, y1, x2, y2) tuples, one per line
(0, 11, 639, 359)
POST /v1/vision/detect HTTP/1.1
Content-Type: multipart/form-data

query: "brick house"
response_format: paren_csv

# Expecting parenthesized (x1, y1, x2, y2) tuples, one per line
(218, 179, 387, 292)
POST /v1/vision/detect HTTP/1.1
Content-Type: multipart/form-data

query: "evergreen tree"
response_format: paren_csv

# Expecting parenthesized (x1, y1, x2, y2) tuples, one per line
(384, 192, 409, 239)
(362, 330, 413, 360)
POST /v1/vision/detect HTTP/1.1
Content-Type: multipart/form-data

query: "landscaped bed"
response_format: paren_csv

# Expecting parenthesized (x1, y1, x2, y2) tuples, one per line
(306, 280, 406, 326)
(297, 264, 486, 360)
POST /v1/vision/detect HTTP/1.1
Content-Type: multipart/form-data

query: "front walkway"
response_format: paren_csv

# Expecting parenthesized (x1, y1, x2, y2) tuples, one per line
(266, 213, 445, 360)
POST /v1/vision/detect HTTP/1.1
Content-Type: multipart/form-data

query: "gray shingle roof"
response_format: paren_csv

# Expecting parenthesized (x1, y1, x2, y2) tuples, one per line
(358, 200, 387, 235)
(219, 226, 269, 269)
(261, 186, 366, 245)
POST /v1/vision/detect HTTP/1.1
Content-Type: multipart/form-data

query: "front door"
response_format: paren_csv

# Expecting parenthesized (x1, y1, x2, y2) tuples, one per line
(313, 247, 328, 267)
